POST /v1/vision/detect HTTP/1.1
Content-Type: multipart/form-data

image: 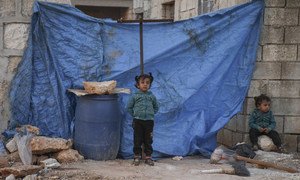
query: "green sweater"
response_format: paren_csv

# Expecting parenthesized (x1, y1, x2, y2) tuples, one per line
(127, 90, 159, 120)
(248, 108, 276, 131)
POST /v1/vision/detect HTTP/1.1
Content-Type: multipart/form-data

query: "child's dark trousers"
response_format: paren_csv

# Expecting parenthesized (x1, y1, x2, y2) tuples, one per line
(132, 119, 154, 157)
(249, 128, 282, 147)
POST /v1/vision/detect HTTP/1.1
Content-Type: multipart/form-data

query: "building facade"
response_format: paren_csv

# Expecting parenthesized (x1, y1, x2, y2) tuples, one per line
(0, 0, 299, 152)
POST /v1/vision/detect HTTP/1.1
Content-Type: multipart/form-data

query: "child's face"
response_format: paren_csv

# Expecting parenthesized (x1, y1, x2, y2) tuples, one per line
(258, 100, 270, 113)
(137, 78, 151, 92)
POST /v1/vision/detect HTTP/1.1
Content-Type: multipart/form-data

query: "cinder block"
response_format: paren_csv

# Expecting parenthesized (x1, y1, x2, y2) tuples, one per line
(263, 45, 297, 62)
(0, 0, 15, 18)
(217, 129, 224, 144)
(264, 8, 298, 26)
(283, 134, 298, 152)
(225, 116, 237, 131)
(252, 62, 281, 79)
(282, 62, 300, 80)
(286, 0, 300, 7)
(285, 26, 300, 44)
(0, 57, 9, 82)
(223, 129, 233, 147)
(4, 23, 30, 50)
(243, 134, 251, 145)
(284, 117, 300, 134)
(236, 114, 247, 132)
(274, 116, 283, 133)
(245, 97, 255, 114)
(247, 80, 268, 97)
(260, 26, 284, 44)
(256, 45, 262, 61)
(268, 80, 300, 98)
(265, 0, 285, 7)
(299, 46, 300, 61)
(7, 56, 22, 82)
(232, 132, 244, 144)
(271, 98, 300, 116)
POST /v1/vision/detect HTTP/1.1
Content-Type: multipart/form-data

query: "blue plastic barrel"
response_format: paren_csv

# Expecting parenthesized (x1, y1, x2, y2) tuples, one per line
(74, 94, 121, 160)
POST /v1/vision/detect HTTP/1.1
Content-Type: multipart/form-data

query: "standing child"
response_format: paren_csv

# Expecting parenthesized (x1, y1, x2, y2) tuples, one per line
(127, 73, 159, 166)
(248, 94, 284, 152)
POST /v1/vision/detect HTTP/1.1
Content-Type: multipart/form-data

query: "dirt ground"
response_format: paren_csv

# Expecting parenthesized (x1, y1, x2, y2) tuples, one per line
(39, 151, 300, 180)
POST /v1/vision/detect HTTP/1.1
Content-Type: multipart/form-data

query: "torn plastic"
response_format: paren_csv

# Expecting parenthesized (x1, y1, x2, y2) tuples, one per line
(15, 133, 34, 165)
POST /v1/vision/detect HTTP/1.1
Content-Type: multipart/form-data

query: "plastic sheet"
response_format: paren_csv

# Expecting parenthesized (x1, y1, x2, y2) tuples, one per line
(9, 0, 264, 158)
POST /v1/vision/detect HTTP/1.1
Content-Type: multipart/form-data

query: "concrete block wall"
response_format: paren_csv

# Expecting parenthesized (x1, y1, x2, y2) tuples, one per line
(219, 0, 300, 153)
(0, 0, 71, 132)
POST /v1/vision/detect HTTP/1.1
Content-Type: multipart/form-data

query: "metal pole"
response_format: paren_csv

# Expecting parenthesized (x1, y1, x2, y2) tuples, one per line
(139, 13, 144, 75)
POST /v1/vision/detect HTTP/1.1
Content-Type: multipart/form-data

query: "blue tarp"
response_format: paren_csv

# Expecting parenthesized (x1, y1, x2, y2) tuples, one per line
(9, 0, 264, 158)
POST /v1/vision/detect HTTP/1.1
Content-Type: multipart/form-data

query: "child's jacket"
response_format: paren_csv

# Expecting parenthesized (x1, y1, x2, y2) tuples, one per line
(248, 108, 276, 131)
(127, 90, 159, 120)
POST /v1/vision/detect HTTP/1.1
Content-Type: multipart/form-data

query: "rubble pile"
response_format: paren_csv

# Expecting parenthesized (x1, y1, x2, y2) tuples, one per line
(0, 125, 84, 179)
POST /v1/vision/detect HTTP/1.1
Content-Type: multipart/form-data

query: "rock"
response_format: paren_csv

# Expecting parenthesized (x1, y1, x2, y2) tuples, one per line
(40, 158, 60, 169)
(6, 138, 17, 153)
(5, 174, 15, 180)
(17, 125, 40, 135)
(36, 155, 49, 165)
(53, 149, 84, 163)
(7, 151, 22, 163)
(30, 137, 72, 155)
(0, 165, 42, 178)
(0, 156, 9, 168)
(258, 135, 276, 151)
(23, 174, 37, 180)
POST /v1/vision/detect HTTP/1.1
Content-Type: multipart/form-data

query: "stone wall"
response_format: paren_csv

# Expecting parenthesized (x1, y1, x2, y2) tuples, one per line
(218, 0, 300, 153)
(0, 0, 71, 132)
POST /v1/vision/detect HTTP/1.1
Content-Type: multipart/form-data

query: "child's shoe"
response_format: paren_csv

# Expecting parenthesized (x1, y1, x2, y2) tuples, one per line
(133, 157, 140, 166)
(145, 158, 154, 166)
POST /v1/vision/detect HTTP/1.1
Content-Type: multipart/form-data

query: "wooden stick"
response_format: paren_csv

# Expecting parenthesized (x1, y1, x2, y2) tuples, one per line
(235, 155, 299, 173)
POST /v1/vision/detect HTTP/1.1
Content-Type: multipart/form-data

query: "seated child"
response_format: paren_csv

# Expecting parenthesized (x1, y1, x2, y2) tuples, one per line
(248, 94, 284, 152)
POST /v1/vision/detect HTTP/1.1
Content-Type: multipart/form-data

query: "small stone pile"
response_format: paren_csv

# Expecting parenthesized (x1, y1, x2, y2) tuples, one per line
(0, 125, 84, 179)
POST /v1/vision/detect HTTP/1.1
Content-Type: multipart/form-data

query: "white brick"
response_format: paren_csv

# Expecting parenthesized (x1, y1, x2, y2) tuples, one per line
(261, 26, 284, 44)
(285, 26, 300, 44)
(286, 0, 300, 7)
(252, 62, 281, 79)
(263, 45, 297, 61)
(4, 23, 30, 50)
(282, 62, 300, 79)
(272, 99, 300, 116)
(0, 0, 15, 18)
(284, 117, 300, 134)
(0, 56, 9, 82)
(268, 80, 300, 98)
(265, 0, 285, 7)
(264, 8, 299, 26)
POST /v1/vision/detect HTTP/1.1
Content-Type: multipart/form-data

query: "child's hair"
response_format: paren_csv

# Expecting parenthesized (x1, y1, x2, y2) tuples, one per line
(254, 94, 271, 107)
(134, 73, 154, 89)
